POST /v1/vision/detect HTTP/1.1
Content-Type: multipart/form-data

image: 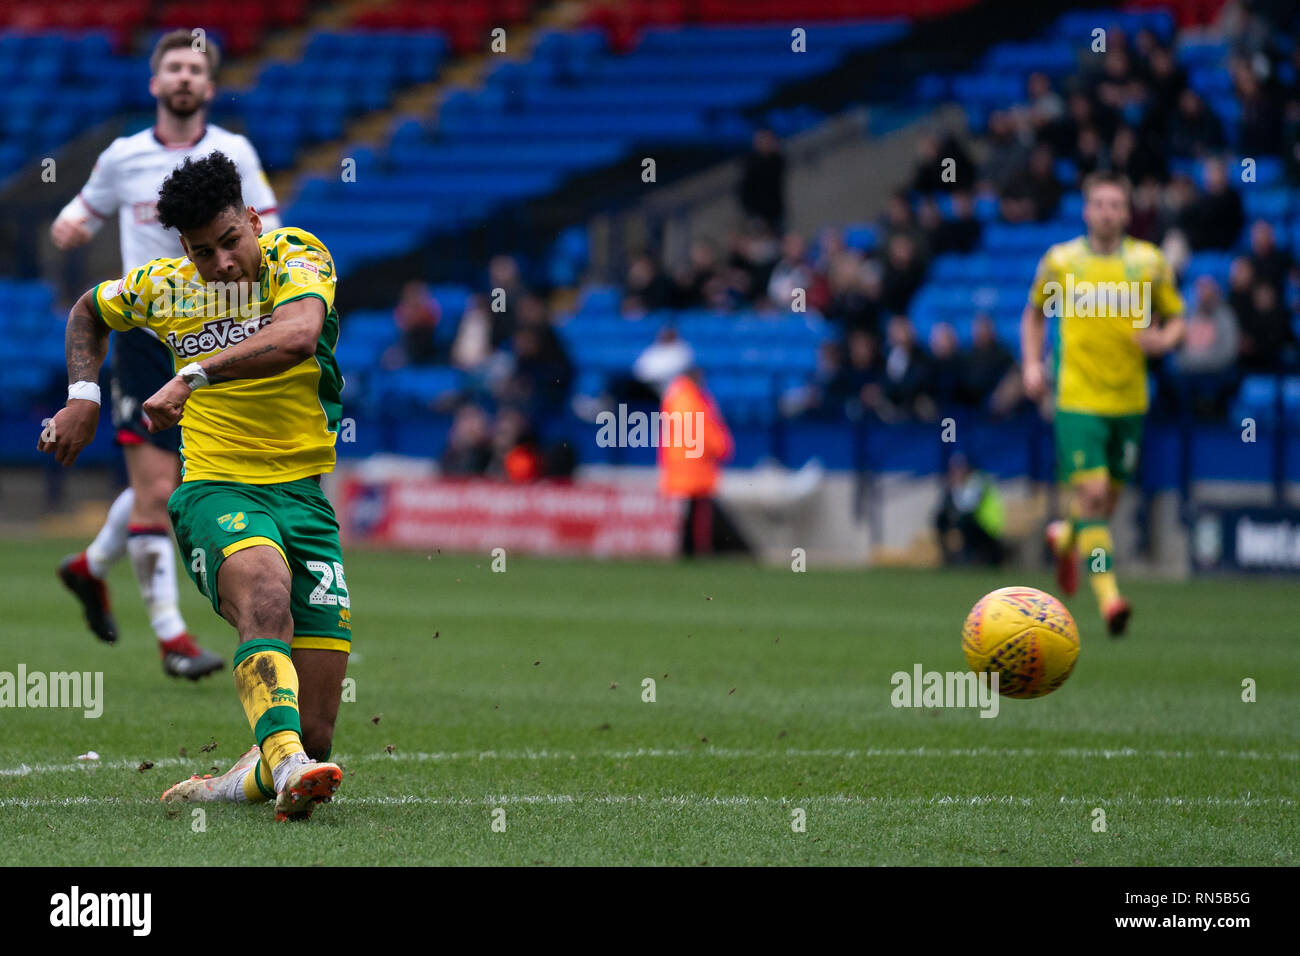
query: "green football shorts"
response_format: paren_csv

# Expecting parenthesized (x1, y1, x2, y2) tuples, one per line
(169, 475, 352, 653)
(1054, 409, 1144, 486)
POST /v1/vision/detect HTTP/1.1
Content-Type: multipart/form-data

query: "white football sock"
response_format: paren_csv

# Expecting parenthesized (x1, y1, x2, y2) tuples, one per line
(271, 752, 312, 793)
(126, 532, 188, 642)
(85, 488, 134, 578)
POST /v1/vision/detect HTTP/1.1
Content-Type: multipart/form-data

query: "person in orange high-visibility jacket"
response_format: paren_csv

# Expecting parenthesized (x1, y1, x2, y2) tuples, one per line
(658, 369, 750, 556)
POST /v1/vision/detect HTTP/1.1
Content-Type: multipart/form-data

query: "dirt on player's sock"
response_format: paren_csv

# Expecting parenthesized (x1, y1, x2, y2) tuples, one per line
(232, 639, 306, 773)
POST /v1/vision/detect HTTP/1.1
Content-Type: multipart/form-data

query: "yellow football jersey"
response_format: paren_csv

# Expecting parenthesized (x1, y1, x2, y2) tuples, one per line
(90, 226, 343, 484)
(1028, 235, 1184, 415)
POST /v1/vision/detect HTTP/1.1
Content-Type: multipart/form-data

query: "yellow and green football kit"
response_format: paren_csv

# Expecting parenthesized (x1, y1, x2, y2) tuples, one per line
(91, 226, 351, 784)
(1029, 234, 1184, 618)
(1028, 235, 1184, 485)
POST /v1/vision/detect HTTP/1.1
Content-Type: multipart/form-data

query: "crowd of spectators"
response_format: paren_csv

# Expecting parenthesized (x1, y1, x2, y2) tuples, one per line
(382, 254, 576, 480)
(384, 4, 1300, 456)
(962, 17, 1300, 400)
(607, 7, 1300, 427)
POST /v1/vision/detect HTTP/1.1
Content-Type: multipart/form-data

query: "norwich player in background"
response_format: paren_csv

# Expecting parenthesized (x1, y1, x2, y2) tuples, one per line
(40, 152, 347, 820)
(1021, 171, 1185, 636)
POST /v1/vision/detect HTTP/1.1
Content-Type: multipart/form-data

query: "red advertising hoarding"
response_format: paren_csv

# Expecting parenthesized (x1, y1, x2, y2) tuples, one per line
(339, 477, 684, 557)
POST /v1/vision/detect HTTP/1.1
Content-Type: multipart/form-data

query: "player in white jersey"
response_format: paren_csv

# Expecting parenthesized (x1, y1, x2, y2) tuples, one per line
(51, 29, 280, 679)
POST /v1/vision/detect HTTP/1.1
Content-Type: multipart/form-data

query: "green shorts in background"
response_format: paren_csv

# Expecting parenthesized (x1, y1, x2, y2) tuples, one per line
(168, 476, 352, 653)
(1054, 409, 1144, 486)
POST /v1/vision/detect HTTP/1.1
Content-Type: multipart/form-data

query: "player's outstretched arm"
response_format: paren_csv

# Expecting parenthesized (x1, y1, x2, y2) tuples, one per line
(37, 290, 111, 465)
(142, 296, 326, 432)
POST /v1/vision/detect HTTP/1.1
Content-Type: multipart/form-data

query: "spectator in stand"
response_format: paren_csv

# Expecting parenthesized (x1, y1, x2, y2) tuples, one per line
(882, 314, 935, 420)
(1227, 255, 1257, 327)
(1179, 158, 1244, 250)
(1128, 176, 1165, 242)
(927, 322, 963, 409)
(1000, 143, 1062, 222)
(674, 238, 721, 309)
(497, 295, 572, 416)
(1175, 276, 1239, 374)
(450, 293, 493, 373)
(1171, 276, 1241, 417)
(487, 254, 528, 348)
(1091, 45, 1145, 112)
(881, 234, 926, 315)
(926, 190, 982, 254)
(738, 127, 786, 233)
(1142, 44, 1187, 127)
(766, 232, 816, 311)
(1049, 91, 1116, 160)
(624, 251, 676, 313)
(964, 313, 1021, 415)
(490, 407, 543, 483)
(1109, 125, 1166, 187)
(725, 224, 780, 308)
(823, 251, 880, 336)
(910, 129, 974, 193)
(844, 328, 887, 419)
(1167, 88, 1225, 158)
(1074, 126, 1106, 181)
(1015, 72, 1065, 138)
(1247, 220, 1295, 290)
(439, 403, 493, 476)
(979, 110, 1030, 194)
(812, 225, 847, 276)
(784, 339, 850, 421)
(1232, 57, 1283, 156)
(1238, 282, 1296, 371)
(381, 280, 442, 369)
(880, 189, 926, 254)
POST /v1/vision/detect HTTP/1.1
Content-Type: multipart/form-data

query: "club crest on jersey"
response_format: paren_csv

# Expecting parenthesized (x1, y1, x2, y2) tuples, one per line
(167, 314, 266, 359)
(216, 512, 248, 532)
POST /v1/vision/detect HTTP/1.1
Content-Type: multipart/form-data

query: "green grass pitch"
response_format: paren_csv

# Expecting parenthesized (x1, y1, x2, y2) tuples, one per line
(1, 537, 1295, 866)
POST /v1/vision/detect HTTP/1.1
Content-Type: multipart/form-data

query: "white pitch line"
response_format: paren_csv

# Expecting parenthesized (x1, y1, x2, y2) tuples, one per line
(0, 756, 191, 777)
(2, 745, 1296, 778)
(0, 794, 1293, 809)
(344, 746, 1300, 763)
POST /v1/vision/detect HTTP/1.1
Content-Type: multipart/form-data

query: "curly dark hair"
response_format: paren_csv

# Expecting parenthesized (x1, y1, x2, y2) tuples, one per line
(156, 151, 245, 233)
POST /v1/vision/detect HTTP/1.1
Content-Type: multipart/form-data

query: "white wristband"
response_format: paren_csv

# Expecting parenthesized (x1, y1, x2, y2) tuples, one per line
(67, 381, 101, 405)
(178, 362, 209, 390)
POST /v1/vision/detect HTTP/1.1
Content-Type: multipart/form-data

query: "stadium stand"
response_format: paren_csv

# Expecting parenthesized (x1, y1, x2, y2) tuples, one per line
(2, 0, 1297, 494)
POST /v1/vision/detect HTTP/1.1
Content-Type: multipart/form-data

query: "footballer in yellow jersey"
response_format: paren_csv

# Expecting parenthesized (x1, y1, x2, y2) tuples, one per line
(1021, 171, 1185, 636)
(40, 152, 348, 820)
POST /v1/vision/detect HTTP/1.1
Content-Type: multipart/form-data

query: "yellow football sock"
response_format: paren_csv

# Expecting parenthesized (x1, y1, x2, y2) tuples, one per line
(241, 757, 275, 802)
(232, 639, 305, 771)
(1076, 522, 1120, 611)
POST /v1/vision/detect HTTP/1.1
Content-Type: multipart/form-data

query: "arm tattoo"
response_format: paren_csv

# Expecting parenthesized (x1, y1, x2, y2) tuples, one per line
(203, 343, 278, 377)
(66, 303, 109, 385)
